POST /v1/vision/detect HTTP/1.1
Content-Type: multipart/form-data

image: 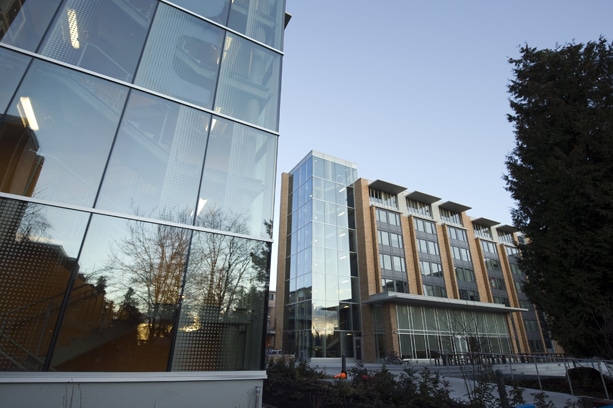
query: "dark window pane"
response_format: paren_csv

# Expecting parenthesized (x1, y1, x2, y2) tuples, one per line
(0, 198, 89, 371)
(172, 230, 268, 370)
(40, 0, 156, 81)
(0, 60, 128, 206)
(50, 215, 187, 371)
(135, 3, 224, 109)
(0, 0, 62, 51)
(96, 90, 209, 219)
(197, 117, 276, 238)
(0, 48, 30, 113)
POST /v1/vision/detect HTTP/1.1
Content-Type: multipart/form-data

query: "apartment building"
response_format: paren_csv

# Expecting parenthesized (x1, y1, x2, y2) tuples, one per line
(276, 151, 553, 364)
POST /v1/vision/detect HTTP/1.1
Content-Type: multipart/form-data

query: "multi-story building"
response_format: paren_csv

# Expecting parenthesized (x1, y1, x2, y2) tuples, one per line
(276, 151, 554, 364)
(0, 1, 287, 406)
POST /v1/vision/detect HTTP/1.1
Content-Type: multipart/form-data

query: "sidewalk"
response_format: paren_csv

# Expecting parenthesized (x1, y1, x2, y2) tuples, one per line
(312, 361, 580, 407)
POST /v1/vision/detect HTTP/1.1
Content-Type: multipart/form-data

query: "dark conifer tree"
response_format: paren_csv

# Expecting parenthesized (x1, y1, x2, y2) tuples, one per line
(505, 37, 613, 358)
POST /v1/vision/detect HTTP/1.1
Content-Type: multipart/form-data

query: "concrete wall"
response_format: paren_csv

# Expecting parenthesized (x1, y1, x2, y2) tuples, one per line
(0, 371, 266, 408)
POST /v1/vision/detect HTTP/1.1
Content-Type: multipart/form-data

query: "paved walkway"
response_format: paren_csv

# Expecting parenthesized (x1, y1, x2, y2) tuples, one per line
(313, 361, 580, 407)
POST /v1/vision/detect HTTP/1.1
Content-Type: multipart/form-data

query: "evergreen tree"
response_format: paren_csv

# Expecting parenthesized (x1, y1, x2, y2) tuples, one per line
(504, 38, 613, 358)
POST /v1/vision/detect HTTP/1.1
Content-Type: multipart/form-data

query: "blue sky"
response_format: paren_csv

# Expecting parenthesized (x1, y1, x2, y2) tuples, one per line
(271, 1, 613, 283)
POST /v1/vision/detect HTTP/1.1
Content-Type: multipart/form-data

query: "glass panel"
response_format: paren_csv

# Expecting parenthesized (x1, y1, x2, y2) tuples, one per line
(215, 33, 281, 130)
(0, 48, 30, 114)
(50, 215, 187, 371)
(96, 90, 209, 219)
(172, 229, 268, 370)
(135, 3, 224, 109)
(338, 276, 351, 301)
(0, 198, 88, 371)
(40, 0, 156, 82)
(228, 0, 285, 50)
(397, 305, 410, 330)
(411, 306, 424, 330)
(399, 334, 413, 359)
(0, 0, 62, 51)
(197, 117, 276, 238)
(170, 0, 230, 24)
(0, 60, 128, 206)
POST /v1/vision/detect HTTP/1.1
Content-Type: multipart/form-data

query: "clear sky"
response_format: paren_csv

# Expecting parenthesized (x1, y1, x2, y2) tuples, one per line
(271, 0, 613, 285)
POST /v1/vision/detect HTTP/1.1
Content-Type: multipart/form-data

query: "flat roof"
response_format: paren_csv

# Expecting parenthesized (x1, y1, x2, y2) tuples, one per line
(472, 217, 500, 227)
(363, 292, 526, 313)
(497, 224, 519, 233)
(405, 191, 441, 204)
(438, 201, 471, 213)
(369, 179, 406, 195)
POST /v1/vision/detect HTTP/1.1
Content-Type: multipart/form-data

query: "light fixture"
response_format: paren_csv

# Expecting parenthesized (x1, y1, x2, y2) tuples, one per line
(16, 97, 39, 131)
(67, 9, 79, 49)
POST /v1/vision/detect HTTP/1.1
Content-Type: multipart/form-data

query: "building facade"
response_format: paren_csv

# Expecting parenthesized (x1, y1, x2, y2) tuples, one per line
(276, 151, 554, 364)
(0, 1, 287, 406)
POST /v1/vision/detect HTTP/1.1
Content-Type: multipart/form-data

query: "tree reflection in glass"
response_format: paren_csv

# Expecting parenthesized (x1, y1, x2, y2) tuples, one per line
(171, 208, 269, 371)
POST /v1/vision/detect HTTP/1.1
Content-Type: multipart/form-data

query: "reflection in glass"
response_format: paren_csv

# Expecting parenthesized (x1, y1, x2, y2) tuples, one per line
(135, 3, 224, 109)
(0, 0, 62, 51)
(228, 0, 286, 49)
(50, 215, 188, 371)
(96, 90, 210, 218)
(172, 225, 269, 370)
(0, 60, 128, 206)
(40, 0, 156, 81)
(215, 33, 281, 130)
(0, 198, 88, 370)
(170, 0, 230, 25)
(0, 48, 30, 114)
(198, 117, 276, 238)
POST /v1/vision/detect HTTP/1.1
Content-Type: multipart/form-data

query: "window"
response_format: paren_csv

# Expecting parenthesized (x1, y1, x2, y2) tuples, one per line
(481, 240, 498, 254)
(459, 289, 480, 301)
(440, 208, 462, 225)
(473, 224, 493, 240)
(369, 188, 398, 209)
(448, 226, 467, 242)
(519, 300, 533, 311)
(509, 263, 522, 276)
(417, 239, 439, 256)
(41, 0, 156, 82)
(498, 231, 514, 244)
(493, 296, 510, 306)
(415, 218, 436, 234)
(134, 4, 224, 109)
(505, 246, 520, 257)
(514, 280, 524, 293)
(455, 267, 475, 282)
(420, 261, 443, 277)
(389, 232, 403, 248)
(423, 284, 447, 298)
(524, 319, 539, 332)
(392, 256, 406, 272)
(378, 230, 390, 246)
(406, 198, 432, 217)
(484, 258, 501, 273)
(489, 277, 506, 290)
(452, 246, 472, 262)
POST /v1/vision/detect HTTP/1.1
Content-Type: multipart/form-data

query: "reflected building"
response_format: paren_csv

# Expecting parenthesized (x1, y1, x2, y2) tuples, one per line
(0, 1, 288, 407)
(276, 151, 556, 364)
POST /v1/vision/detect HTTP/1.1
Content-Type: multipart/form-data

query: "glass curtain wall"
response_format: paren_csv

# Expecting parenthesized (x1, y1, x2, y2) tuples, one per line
(283, 152, 360, 359)
(0, 0, 285, 372)
(395, 305, 511, 359)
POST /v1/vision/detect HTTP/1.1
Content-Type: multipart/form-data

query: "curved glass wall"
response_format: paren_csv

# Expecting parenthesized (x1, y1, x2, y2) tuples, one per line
(0, 0, 284, 372)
